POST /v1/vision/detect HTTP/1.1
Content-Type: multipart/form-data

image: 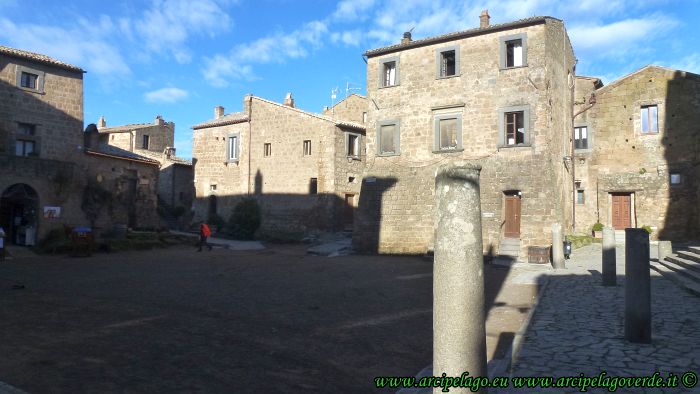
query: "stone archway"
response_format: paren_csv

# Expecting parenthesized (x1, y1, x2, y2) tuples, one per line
(0, 183, 39, 246)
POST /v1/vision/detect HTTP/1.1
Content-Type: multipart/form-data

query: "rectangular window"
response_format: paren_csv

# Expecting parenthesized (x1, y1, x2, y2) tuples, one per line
(362, 112, 367, 123)
(377, 121, 400, 156)
(15, 140, 36, 157)
(577, 190, 585, 204)
(347, 133, 360, 157)
(574, 126, 588, 149)
(228, 136, 238, 160)
(380, 58, 399, 87)
(309, 178, 318, 194)
(18, 123, 35, 135)
(439, 50, 456, 77)
(210, 184, 217, 191)
(641, 105, 658, 133)
(434, 114, 462, 151)
(506, 40, 523, 68)
(504, 111, 525, 145)
(303, 140, 312, 156)
(20, 72, 38, 89)
(142, 134, 150, 149)
(264, 143, 272, 157)
(670, 173, 681, 185)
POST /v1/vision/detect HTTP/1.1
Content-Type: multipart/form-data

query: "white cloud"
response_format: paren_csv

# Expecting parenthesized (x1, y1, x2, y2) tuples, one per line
(0, 17, 130, 78)
(144, 87, 189, 103)
(666, 54, 700, 75)
(134, 0, 232, 64)
(332, 0, 376, 21)
(331, 30, 363, 46)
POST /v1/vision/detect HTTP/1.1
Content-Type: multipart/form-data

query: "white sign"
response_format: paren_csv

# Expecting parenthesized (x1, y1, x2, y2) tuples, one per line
(482, 212, 495, 218)
(43, 206, 61, 219)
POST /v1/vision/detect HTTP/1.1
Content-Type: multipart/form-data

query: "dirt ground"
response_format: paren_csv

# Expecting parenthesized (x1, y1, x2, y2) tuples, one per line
(0, 244, 537, 393)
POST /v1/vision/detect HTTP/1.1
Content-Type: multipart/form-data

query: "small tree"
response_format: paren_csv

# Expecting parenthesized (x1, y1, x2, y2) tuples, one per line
(226, 198, 261, 240)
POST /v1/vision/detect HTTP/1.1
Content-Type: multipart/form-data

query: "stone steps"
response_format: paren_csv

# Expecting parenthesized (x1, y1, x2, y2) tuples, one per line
(495, 238, 520, 265)
(650, 245, 700, 297)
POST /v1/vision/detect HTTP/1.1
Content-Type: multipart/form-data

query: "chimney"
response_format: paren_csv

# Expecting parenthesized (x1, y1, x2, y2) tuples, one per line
(214, 106, 224, 119)
(98, 116, 106, 128)
(401, 31, 412, 44)
(155, 115, 164, 126)
(480, 9, 490, 28)
(284, 92, 295, 108)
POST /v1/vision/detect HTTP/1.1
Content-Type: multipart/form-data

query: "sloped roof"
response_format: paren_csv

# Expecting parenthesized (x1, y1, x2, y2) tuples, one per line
(0, 45, 84, 72)
(364, 16, 556, 57)
(85, 144, 159, 165)
(595, 65, 696, 95)
(134, 148, 192, 166)
(191, 112, 249, 130)
(98, 123, 160, 133)
(192, 96, 366, 131)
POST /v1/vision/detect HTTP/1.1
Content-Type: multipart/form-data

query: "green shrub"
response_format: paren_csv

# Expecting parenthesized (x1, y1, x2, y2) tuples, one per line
(225, 198, 261, 240)
(208, 213, 226, 233)
(640, 225, 653, 234)
(592, 222, 604, 232)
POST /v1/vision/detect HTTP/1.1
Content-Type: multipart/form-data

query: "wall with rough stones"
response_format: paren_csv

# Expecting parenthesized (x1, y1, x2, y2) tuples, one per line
(323, 94, 367, 125)
(192, 96, 366, 237)
(355, 20, 575, 255)
(574, 66, 700, 240)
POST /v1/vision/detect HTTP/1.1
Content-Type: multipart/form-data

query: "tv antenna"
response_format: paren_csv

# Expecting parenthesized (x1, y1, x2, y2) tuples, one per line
(345, 81, 362, 98)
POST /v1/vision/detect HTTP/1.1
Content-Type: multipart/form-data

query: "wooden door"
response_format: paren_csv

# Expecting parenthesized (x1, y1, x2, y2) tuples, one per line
(504, 194, 521, 238)
(611, 193, 631, 229)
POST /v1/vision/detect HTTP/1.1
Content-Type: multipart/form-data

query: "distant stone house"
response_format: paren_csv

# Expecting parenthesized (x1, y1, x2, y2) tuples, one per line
(94, 116, 194, 211)
(191, 93, 366, 237)
(354, 13, 576, 257)
(0, 45, 161, 244)
(573, 66, 700, 240)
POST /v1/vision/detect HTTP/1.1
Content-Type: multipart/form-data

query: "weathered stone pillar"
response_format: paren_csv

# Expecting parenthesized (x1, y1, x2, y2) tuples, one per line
(657, 241, 672, 262)
(433, 163, 487, 393)
(602, 227, 616, 286)
(625, 228, 651, 344)
(551, 223, 565, 269)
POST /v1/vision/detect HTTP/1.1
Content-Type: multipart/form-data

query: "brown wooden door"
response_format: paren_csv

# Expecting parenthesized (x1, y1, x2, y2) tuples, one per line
(504, 195, 521, 238)
(344, 194, 355, 228)
(611, 193, 631, 229)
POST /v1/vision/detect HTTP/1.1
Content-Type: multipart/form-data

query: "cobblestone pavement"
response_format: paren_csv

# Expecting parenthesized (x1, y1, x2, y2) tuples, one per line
(496, 243, 700, 393)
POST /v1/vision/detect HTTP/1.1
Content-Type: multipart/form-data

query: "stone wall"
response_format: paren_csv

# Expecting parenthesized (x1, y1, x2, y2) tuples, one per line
(99, 121, 175, 154)
(574, 66, 700, 240)
(355, 19, 575, 255)
(323, 94, 367, 125)
(192, 96, 366, 236)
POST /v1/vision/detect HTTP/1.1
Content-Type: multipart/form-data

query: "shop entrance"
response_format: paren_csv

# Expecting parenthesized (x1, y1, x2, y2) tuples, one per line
(0, 184, 39, 246)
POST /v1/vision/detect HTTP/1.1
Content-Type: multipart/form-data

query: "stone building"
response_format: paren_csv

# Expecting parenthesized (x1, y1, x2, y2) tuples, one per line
(95, 116, 194, 211)
(191, 93, 366, 237)
(0, 45, 161, 245)
(354, 13, 576, 257)
(323, 93, 368, 124)
(573, 66, 700, 240)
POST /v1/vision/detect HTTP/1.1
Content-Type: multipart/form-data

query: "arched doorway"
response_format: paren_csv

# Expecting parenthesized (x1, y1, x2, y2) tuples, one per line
(0, 184, 39, 246)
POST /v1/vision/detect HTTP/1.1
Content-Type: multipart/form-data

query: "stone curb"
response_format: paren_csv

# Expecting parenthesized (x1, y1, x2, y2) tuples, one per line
(489, 270, 552, 379)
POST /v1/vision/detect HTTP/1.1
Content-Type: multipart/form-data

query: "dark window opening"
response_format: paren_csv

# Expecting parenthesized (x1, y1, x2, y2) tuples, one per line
(440, 50, 456, 77)
(309, 178, 318, 195)
(142, 135, 150, 149)
(383, 61, 396, 87)
(504, 111, 525, 145)
(574, 126, 588, 149)
(18, 123, 35, 135)
(15, 140, 36, 157)
(264, 143, 272, 157)
(20, 72, 38, 89)
(347, 134, 359, 157)
(303, 140, 311, 156)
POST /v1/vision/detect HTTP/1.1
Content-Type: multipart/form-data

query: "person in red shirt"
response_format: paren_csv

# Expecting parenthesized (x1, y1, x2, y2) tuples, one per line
(197, 222, 213, 252)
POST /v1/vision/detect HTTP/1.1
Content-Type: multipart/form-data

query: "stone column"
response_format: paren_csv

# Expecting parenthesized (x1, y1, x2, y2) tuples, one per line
(551, 223, 565, 269)
(657, 241, 672, 262)
(602, 227, 616, 286)
(625, 228, 651, 344)
(433, 163, 487, 393)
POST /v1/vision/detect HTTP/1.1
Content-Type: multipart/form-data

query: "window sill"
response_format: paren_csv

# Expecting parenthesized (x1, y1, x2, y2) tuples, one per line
(17, 86, 44, 95)
(346, 155, 362, 161)
(499, 65, 528, 71)
(225, 159, 239, 165)
(378, 84, 400, 89)
(432, 148, 464, 154)
(378, 152, 400, 157)
(436, 74, 460, 80)
(497, 144, 532, 150)
(574, 148, 592, 154)
(640, 132, 660, 135)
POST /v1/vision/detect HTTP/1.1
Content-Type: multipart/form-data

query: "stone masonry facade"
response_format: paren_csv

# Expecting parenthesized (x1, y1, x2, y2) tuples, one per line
(573, 66, 700, 240)
(355, 16, 575, 256)
(192, 94, 365, 237)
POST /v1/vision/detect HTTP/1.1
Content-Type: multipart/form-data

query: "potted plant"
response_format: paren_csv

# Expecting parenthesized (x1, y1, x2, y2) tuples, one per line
(592, 222, 604, 238)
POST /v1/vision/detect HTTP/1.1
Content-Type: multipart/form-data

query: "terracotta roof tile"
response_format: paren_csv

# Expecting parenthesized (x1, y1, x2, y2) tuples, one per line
(0, 45, 84, 72)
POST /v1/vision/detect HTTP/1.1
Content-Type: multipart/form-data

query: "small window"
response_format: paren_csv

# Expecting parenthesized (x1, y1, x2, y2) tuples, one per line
(362, 112, 368, 123)
(574, 126, 588, 149)
(18, 123, 35, 135)
(379, 57, 399, 87)
(504, 111, 525, 146)
(20, 72, 38, 89)
(346, 133, 360, 157)
(309, 178, 318, 195)
(641, 105, 658, 134)
(15, 139, 36, 157)
(500, 34, 527, 69)
(436, 47, 459, 78)
(210, 184, 217, 191)
(377, 120, 400, 156)
(303, 140, 312, 156)
(670, 173, 681, 185)
(228, 135, 239, 161)
(142, 135, 150, 149)
(264, 143, 272, 157)
(577, 190, 585, 204)
(434, 114, 462, 151)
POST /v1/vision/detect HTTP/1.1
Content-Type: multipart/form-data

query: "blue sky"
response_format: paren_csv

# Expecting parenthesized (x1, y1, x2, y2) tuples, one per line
(1, 0, 699, 159)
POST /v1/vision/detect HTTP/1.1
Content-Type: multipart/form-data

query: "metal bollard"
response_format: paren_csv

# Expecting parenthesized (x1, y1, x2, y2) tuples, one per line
(624, 228, 651, 343)
(602, 227, 616, 286)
